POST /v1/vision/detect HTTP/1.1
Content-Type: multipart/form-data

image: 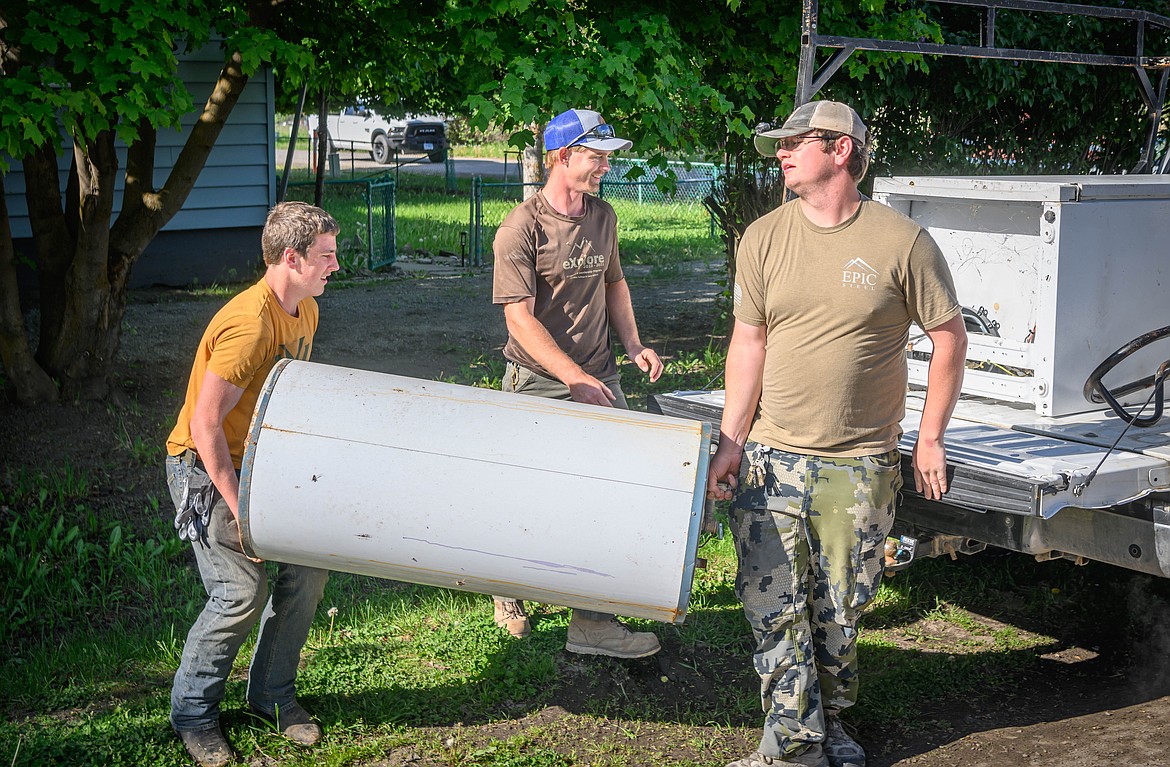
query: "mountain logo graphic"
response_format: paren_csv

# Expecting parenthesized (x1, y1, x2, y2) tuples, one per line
(842, 257, 879, 289)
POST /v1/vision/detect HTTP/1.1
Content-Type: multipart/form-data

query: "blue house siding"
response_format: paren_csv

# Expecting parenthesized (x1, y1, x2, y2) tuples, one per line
(5, 39, 276, 288)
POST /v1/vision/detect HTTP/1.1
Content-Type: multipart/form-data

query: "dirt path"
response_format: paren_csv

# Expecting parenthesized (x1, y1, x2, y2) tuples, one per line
(882, 657, 1170, 766)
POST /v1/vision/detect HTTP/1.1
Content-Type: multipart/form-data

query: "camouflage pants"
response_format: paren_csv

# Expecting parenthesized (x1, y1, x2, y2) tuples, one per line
(731, 443, 900, 758)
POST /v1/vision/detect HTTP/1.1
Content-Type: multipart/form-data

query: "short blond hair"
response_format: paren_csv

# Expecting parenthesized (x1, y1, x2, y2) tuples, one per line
(544, 145, 589, 172)
(261, 202, 339, 265)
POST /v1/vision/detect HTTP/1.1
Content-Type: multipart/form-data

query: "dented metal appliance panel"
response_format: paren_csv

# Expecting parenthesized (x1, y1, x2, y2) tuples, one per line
(238, 359, 712, 624)
(872, 175, 1170, 417)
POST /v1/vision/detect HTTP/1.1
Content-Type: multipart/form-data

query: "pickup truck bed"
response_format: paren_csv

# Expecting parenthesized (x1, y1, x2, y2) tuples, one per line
(650, 390, 1170, 576)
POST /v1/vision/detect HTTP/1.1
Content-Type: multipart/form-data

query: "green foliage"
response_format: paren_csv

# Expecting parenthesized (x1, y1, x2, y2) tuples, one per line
(0, 1, 318, 162)
(815, 0, 1170, 175)
(442, 353, 508, 389)
(0, 1, 212, 162)
(619, 342, 729, 413)
(451, 3, 733, 159)
(117, 416, 160, 467)
(0, 467, 188, 649)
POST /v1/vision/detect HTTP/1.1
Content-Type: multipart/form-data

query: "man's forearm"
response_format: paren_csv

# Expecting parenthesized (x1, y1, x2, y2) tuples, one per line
(919, 317, 968, 443)
(191, 426, 241, 516)
(718, 322, 767, 452)
(506, 308, 587, 384)
(190, 370, 247, 517)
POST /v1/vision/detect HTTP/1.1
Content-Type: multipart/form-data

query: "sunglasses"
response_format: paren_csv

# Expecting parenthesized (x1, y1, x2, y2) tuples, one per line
(776, 134, 835, 152)
(755, 123, 838, 152)
(567, 123, 617, 147)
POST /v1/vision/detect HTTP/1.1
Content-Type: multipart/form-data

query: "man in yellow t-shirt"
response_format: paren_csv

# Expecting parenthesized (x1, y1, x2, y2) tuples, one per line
(164, 201, 339, 767)
(708, 101, 968, 767)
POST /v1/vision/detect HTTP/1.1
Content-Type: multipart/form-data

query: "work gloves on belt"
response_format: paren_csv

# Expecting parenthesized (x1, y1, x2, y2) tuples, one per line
(174, 471, 216, 550)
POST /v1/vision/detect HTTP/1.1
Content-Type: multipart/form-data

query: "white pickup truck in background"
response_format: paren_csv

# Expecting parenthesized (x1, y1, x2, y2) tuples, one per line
(306, 106, 448, 164)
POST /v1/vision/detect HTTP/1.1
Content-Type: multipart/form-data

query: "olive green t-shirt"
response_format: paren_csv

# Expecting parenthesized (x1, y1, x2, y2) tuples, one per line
(166, 278, 318, 468)
(492, 191, 624, 380)
(734, 198, 960, 456)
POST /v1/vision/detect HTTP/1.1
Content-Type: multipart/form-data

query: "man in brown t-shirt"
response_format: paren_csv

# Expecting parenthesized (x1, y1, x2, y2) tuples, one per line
(707, 102, 968, 767)
(490, 108, 663, 658)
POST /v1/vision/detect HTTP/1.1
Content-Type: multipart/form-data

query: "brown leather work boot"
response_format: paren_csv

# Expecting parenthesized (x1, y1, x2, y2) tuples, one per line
(493, 597, 531, 638)
(176, 725, 232, 767)
(565, 615, 660, 658)
(248, 700, 322, 746)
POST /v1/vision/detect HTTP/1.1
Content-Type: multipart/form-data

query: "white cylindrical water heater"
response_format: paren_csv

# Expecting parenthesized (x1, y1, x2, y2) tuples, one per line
(238, 359, 712, 623)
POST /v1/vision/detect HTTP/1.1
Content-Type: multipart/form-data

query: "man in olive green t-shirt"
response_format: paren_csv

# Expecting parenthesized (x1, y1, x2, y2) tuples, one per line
(489, 108, 663, 658)
(707, 101, 968, 767)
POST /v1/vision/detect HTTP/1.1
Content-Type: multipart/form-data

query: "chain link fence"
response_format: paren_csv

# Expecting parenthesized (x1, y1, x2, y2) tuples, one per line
(604, 158, 721, 203)
(468, 160, 719, 265)
(285, 175, 397, 271)
(279, 158, 716, 272)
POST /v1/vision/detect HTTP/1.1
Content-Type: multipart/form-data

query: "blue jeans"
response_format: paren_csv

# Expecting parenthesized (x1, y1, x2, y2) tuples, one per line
(166, 455, 329, 732)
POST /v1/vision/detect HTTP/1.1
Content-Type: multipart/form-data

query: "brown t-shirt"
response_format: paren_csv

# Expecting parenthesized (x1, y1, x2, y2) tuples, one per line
(734, 198, 961, 456)
(492, 191, 624, 380)
(166, 278, 318, 468)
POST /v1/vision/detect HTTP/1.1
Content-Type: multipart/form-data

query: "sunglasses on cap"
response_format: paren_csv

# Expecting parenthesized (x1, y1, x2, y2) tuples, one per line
(567, 123, 617, 147)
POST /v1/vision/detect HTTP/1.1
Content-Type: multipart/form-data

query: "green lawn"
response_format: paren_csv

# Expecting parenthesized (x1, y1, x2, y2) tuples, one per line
(3, 451, 1135, 766)
(1, 328, 1147, 765)
(280, 168, 722, 275)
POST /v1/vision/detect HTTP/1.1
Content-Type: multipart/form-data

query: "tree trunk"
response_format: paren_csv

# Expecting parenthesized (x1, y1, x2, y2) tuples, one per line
(22, 143, 72, 364)
(30, 133, 118, 399)
(0, 175, 58, 404)
(521, 120, 544, 200)
(315, 87, 330, 206)
(2, 50, 252, 404)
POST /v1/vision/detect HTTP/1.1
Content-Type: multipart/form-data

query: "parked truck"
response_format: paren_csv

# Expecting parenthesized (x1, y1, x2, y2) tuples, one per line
(306, 106, 448, 164)
(652, 0, 1170, 578)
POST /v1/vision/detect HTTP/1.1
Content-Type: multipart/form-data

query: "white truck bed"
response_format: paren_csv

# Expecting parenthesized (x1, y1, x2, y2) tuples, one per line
(651, 389, 1170, 518)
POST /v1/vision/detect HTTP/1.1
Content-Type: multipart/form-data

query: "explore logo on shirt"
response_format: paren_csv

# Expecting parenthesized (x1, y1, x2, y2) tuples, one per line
(842, 257, 879, 290)
(562, 236, 607, 278)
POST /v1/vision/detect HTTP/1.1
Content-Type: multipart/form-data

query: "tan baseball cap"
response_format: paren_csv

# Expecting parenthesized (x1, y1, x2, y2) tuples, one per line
(754, 100, 868, 157)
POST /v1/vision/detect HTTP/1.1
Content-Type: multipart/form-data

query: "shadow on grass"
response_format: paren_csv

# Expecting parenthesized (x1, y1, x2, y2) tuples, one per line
(856, 553, 1170, 766)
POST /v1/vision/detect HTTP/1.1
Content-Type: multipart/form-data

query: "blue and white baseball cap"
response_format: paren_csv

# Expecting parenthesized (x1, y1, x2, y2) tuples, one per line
(544, 109, 632, 152)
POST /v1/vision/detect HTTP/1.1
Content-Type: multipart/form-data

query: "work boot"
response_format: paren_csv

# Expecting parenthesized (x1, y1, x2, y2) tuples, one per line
(825, 715, 866, 767)
(726, 745, 829, 767)
(493, 597, 531, 638)
(248, 700, 322, 745)
(176, 725, 232, 767)
(565, 615, 660, 658)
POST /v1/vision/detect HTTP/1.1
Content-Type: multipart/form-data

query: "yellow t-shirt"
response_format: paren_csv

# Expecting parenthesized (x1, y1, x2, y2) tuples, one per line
(734, 198, 960, 456)
(166, 278, 318, 468)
